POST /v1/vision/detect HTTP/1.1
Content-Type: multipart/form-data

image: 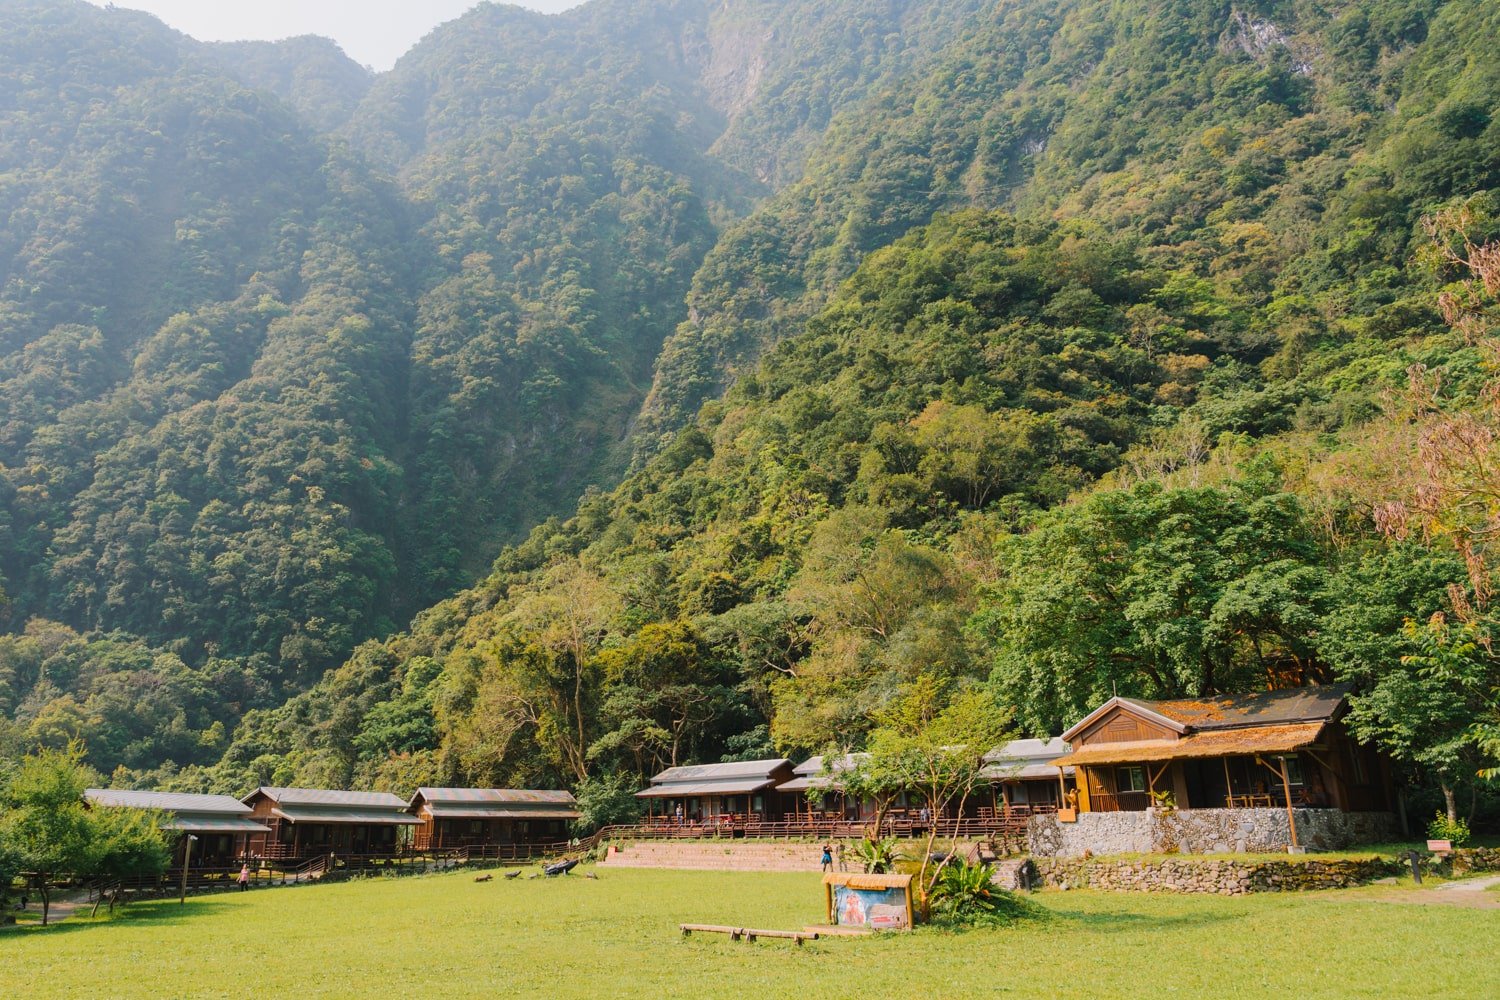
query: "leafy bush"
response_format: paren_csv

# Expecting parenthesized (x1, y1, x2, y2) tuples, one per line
(570, 772, 642, 835)
(850, 836, 903, 874)
(930, 860, 1004, 921)
(1427, 813, 1472, 847)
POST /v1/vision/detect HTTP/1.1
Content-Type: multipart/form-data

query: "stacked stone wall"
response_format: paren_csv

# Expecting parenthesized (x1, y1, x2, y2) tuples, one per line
(1027, 808, 1396, 857)
(1016, 856, 1398, 895)
(1441, 846, 1500, 876)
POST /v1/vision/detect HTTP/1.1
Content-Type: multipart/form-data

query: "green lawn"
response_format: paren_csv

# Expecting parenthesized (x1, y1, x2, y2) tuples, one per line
(3, 867, 1494, 999)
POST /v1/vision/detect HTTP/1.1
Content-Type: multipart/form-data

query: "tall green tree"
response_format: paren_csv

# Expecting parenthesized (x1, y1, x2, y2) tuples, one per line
(974, 478, 1330, 735)
(861, 677, 1012, 918)
(0, 745, 98, 925)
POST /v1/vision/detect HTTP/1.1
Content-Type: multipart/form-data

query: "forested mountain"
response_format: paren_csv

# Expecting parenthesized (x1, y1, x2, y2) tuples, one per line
(1, 0, 1498, 823)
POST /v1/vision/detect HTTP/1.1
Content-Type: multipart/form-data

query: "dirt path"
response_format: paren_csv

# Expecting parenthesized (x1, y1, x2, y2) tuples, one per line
(1370, 874, 1500, 910)
(12, 891, 94, 926)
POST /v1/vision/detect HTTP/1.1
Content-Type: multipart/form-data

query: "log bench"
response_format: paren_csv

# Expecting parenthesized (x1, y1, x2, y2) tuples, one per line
(679, 924, 818, 946)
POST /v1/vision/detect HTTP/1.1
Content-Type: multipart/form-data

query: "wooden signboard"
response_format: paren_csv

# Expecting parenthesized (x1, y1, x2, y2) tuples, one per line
(1427, 839, 1453, 854)
(822, 873, 915, 931)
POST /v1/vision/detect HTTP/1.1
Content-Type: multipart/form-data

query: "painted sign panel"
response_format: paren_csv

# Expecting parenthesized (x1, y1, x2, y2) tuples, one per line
(823, 872, 914, 930)
(833, 884, 910, 929)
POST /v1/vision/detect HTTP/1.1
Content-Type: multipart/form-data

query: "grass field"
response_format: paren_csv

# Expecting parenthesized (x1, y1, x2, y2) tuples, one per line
(3, 866, 1495, 999)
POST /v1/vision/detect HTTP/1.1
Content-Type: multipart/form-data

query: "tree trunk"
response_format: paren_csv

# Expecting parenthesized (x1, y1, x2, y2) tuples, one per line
(40, 882, 50, 927)
(1442, 780, 1458, 824)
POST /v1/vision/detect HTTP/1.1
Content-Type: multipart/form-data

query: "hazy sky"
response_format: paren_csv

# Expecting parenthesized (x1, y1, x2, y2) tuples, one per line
(87, 2, 586, 71)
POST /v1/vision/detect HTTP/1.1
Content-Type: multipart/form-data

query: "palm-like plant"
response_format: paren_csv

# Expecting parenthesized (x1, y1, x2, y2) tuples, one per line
(850, 836, 902, 874)
(931, 859, 1001, 919)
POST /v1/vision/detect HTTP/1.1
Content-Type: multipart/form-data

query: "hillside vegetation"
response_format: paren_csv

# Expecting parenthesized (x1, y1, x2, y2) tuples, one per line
(0, 0, 1497, 822)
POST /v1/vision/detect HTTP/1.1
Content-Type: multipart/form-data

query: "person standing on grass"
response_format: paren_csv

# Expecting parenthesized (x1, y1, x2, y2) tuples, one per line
(238, 863, 251, 891)
(820, 844, 833, 872)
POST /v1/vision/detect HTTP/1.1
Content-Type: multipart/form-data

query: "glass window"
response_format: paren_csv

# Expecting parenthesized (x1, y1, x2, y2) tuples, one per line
(1117, 766, 1146, 793)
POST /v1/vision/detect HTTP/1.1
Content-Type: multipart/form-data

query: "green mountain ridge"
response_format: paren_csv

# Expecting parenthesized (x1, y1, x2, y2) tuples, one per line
(0, 0, 1497, 815)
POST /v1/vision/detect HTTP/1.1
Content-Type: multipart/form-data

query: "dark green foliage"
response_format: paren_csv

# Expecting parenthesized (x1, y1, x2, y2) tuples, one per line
(572, 771, 644, 835)
(974, 478, 1332, 735)
(0, 744, 170, 923)
(3, 0, 1500, 809)
(930, 859, 1004, 921)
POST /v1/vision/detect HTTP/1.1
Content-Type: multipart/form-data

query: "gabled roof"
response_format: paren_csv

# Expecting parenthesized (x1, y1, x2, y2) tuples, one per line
(1061, 698, 1188, 742)
(244, 787, 409, 809)
(85, 789, 254, 815)
(647, 759, 792, 784)
(979, 738, 1074, 780)
(780, 754, 870, 792)
(408, 787, 577, 807)
(1130, 685, 1350, 731)
(638, 758, 793, 799)
(84, 789, 270, 833)
(407, 788, 580, 819)
(1061, 686, 1350, 742)
(982, 738, 1069, 765)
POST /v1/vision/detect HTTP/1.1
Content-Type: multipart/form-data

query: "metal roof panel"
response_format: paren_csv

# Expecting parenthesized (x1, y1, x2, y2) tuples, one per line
(85, 789, 254, 815)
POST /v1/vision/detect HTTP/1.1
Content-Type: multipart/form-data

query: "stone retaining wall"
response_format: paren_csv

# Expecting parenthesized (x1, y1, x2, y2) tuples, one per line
(1018, 856, 1398, 895)
(1443, 846, 1500, 876)
(1028, 808, 1396, 857)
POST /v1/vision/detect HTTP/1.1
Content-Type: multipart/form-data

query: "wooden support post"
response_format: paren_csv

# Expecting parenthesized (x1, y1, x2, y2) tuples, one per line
(1279, 756, 1299, 850)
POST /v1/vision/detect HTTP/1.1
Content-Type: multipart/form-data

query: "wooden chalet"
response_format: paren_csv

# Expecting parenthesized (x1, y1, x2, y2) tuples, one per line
(1053, 686, 1393, 814)
(407, 788, 580, 850)
(84, 789, 269, 866)
(636, 759, 795, 825)
(979, 738, 1075, 812)
(779, 754, 876, 822)
(241, 787, 420, 860)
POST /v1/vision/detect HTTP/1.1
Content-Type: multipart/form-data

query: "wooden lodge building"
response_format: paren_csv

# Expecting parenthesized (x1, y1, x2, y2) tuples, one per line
(84, 789, 269, 865)
(407, 788, 580, 850)
(636, 759, 796, 825)
(979, 738, 1075, 812)
(1053, 685, 1394, 814)
(241, 787, 420, 860)
(779, 754, 878, 822)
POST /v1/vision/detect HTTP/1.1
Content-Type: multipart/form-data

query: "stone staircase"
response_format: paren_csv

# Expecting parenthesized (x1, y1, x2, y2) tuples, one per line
(598, 841, 828, 873)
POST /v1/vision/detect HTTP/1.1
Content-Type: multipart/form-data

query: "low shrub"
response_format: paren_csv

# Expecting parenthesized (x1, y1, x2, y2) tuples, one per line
(1427, 814, 1472, 847)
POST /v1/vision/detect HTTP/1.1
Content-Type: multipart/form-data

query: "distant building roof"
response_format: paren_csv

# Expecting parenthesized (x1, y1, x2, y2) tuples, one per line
(780, 754, 869, 792)
(408, 787, 580, 820)
(86, 789, 253, 815)
(637, 759, 792, 799)
(980, 738, 1074, 781)
(84, 789, 270, 833)
(244, 787, 409, 809)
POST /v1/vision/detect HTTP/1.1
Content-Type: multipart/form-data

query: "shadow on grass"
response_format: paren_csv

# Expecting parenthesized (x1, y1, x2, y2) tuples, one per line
(924, 897, 1237, 935)
(0, 897, 236, 938)
(1040, 902, 1241, 932)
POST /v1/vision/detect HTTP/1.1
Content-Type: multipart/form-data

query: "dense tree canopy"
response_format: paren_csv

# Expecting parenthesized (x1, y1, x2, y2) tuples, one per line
(1, 0, 1499, 827)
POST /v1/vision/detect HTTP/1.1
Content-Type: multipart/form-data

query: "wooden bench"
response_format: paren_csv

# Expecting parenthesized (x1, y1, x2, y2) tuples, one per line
(680, 924, 818, 946)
